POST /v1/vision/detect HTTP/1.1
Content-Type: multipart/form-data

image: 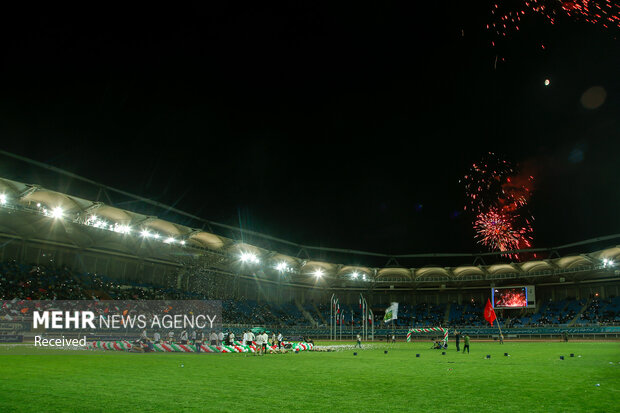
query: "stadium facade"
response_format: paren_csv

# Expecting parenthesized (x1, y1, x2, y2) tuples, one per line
(1, 168, 619, 338)
(1, 175, 618, 302)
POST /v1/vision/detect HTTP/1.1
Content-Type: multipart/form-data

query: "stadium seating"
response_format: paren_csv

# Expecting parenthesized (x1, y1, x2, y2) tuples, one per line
(2, 260, 619, 329)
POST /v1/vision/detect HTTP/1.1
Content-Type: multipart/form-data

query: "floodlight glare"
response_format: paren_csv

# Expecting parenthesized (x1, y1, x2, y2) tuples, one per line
(115, 224, 131, 234)
(0, 194, 6, 205)
(140, 229, 151, 238)
(240, 252, 259, 263)
(164, 237, 175, 244)
(351, 271, 359, 279)
(276, 262, 287, 272)
(50, 207, 64, 219)
(180, 240, 186, 245)
(313, 269, 324, 278)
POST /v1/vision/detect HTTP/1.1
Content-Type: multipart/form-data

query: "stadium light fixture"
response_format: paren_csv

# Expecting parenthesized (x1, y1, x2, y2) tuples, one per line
(0, 194, 6, 205)
(180, 240, 186, 246)
(152, 233, 160, 239)
(164, 237, 176, 244)
(313, 269, 324, 278)
(140, 229, 151, 238)
(50, 207, 64, 219)
(351, 271, 359, 279)
(240, 252, 259, 264)
(114, 224, 131, 234)
(276, 262, 287, 272)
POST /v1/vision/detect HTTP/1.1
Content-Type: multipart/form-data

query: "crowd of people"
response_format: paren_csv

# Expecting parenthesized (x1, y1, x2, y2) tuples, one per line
(2, 260, 619, 328)
(134, 328, 292, 355)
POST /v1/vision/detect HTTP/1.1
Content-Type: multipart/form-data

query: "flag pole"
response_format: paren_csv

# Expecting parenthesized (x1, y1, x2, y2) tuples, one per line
(495, 317, 503, 338)
(370, 309, 374, 341)
(330, 294, 334, 341)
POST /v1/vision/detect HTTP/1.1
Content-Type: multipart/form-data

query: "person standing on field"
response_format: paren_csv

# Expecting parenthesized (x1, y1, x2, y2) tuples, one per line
(455, 330, 461, 352)
(463, 335, 470, 354)
(356, 333, 362, 348)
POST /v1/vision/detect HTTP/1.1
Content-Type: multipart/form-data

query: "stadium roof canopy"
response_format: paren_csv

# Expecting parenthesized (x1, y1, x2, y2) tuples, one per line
(1, 174, 619, 288)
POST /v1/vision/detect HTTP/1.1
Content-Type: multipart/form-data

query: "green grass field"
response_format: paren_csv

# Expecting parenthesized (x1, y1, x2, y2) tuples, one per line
(0, 341, 618, 412)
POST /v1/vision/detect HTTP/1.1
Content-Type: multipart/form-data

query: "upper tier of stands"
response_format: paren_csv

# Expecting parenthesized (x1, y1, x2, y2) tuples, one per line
(1, 260, 619, 327)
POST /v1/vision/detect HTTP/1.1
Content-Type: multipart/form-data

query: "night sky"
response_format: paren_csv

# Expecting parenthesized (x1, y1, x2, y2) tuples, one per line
(1, 2, 619, 258)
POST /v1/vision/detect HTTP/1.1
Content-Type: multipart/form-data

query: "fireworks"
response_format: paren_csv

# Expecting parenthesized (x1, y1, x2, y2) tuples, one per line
(488, 1, 620, 45)
(462, 153, 535, 259)
(474, 209, 532, 254)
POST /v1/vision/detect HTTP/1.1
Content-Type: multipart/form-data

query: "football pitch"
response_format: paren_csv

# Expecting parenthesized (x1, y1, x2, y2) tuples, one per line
(0, 341, 618, 412)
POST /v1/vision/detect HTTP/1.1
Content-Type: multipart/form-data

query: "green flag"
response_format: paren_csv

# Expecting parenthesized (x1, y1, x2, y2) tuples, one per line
(384, 302, 398, 323)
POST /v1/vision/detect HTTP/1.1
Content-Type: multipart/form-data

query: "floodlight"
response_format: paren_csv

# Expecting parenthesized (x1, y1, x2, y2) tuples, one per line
(241, 252, 259, 263)
(351, 271, 359, 279)
(152, 233, 160, 239)
(180, 240, 186, 245)
(50, 207, 64, 219)
(276, 262, 287, 272)
(115, 225, 131, 234)
(0, 194, 6, 205)
(313, 269, 324, 278)
(164, 237, 175, 244)
(140, 229, 151, 238)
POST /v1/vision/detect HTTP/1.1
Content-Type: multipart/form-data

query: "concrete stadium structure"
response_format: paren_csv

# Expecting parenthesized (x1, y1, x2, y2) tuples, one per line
(0, 174, 619, 308)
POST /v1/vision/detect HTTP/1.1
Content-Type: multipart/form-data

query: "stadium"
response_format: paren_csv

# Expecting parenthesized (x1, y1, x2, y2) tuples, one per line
(2, 3, 620, 412)
(1, 152, 619, 412)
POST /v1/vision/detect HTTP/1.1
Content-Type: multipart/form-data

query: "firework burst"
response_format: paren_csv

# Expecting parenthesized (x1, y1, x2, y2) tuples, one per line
(488, 0, 620, 46)
(462, 153, 535, 259)
(474, 209, 533, 256)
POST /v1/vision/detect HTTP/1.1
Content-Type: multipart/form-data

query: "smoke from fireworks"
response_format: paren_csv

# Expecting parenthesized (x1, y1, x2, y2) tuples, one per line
(462, 153, 535, 259)
(488, 0, 620, 46)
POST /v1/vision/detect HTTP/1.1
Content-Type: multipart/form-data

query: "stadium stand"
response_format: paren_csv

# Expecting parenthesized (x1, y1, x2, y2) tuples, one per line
(4, 260, 618, 331)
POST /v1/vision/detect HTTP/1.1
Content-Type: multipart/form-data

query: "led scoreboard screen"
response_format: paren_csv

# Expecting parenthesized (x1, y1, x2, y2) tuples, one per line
(492, 286, 536, 309)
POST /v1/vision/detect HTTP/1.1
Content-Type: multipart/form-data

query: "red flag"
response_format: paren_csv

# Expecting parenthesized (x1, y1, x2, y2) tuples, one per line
(484, 298, 497, 325)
